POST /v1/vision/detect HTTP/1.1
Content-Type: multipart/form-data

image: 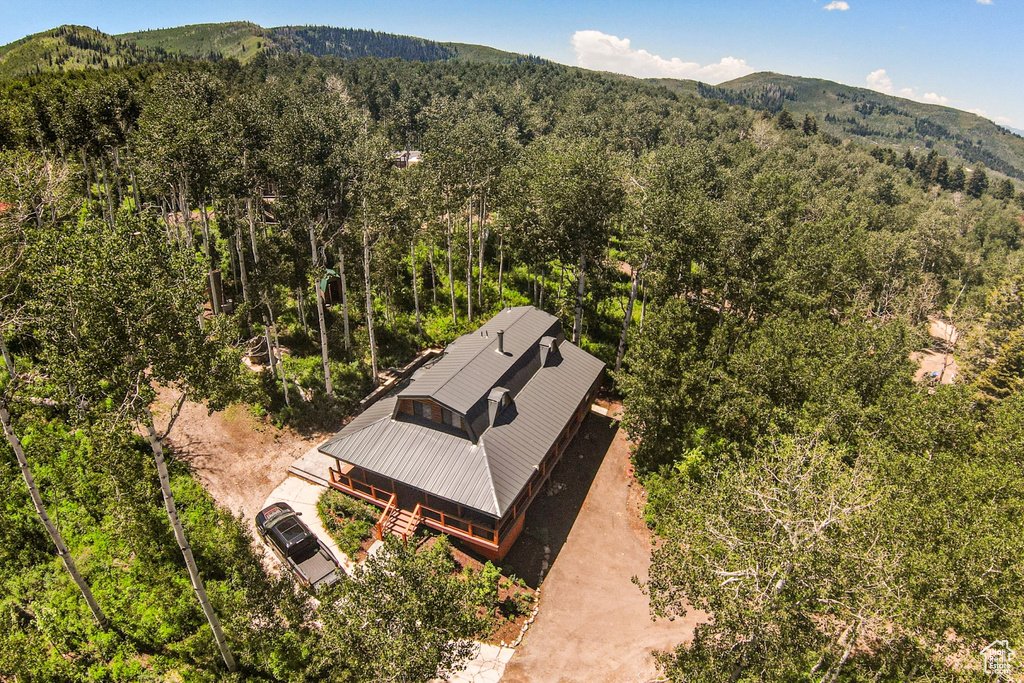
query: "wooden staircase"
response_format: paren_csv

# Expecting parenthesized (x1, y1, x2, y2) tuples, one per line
(375, 497, 422, 542)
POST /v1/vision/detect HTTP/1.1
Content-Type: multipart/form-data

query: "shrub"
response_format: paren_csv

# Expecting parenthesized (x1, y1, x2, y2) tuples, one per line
(317, 489, 379, 558)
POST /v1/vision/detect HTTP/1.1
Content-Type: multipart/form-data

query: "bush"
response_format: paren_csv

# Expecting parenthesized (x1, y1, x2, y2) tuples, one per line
(464, 560, 502, 613)
(317, 489, 379, 558)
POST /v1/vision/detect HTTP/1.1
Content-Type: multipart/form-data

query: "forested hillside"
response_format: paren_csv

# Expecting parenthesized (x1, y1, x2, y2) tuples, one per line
(694, 71, 1024, 181)
(0, 25, 173, 79)
(2, 48, 1024, 681)
(0, 22, 538, 80)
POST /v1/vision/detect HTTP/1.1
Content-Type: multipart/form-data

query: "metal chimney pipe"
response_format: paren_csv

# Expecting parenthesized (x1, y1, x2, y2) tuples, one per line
(497, 329, 505, 354)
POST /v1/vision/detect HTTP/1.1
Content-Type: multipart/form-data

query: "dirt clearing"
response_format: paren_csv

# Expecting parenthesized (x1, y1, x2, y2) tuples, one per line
(500, 404, 703, 683)
(150, 387, 333, 527)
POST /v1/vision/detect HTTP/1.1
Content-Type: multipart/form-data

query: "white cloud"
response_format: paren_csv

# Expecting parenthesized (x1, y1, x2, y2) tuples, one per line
(920, 92, 949, 105)
(866, 68, 893, 94)
(865, 69, 951, 107)
(571, 30, 754, 83)
(977, 0, 993, 5)
(823, 1, 851, 10)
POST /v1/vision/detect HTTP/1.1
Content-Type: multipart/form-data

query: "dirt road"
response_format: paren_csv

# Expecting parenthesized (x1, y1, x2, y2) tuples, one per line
(151, 388, 332, 525)
(501, 408, 702, 683)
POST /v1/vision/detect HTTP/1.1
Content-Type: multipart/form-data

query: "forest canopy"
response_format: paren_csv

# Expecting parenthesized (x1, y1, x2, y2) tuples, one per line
(1, 50, 1024, 681)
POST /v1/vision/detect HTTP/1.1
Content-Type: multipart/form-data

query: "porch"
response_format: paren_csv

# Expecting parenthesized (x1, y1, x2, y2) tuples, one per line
(328, 462, 512, 558)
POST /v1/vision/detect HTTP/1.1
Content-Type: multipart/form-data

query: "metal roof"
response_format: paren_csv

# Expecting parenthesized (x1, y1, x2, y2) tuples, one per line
(318, 307, 605, 518)
(397, 307, 560, 414)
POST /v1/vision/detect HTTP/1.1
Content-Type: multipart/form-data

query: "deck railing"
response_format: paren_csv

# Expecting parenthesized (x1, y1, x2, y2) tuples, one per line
(329, 467, 498, 549)
(399, 503, 423, 542)
(374, 493, 397, 541)
(330, 467, 395, 506)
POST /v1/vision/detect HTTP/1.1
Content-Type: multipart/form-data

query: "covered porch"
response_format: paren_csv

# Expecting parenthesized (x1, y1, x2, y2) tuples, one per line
(328, 461, 517, 559)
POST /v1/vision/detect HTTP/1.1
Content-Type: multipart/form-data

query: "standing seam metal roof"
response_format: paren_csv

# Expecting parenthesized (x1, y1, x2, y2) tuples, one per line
(318, 307, 605, 518)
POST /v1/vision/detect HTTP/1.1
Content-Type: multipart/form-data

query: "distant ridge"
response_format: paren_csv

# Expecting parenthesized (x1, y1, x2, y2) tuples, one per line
(692, 72, 1024, 181)
(1, 23, 1019, 180)
(0, 21, 547, 80)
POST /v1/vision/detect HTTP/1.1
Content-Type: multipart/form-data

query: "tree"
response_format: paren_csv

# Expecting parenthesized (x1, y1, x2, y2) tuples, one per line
(508, 137, 623, 343)
(318, 537, 479, 683)
(801, 113, 817, 136)
(28, 212, 242, 671)
(948, 164, 966, 192)
(775, 109, 796, 130)
(966, 166, 989, 198)
(993, 177, 1016, 201)
(0, 402, 109, 629)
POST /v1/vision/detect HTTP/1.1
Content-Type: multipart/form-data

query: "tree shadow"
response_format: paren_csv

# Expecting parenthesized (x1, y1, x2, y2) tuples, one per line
(498, 410, 618, 588)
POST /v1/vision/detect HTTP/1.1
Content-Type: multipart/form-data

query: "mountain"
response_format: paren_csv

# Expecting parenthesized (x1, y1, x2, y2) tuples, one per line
(0, 25, 170, 79)
(2, 24, 1019, 180)
(116, 22, 538, 66)
(694, 72, 1024, 181)
(0, 21, 542, 80)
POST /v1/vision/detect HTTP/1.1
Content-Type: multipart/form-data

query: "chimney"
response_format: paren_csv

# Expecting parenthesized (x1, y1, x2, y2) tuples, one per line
(539, 336, 558, 366)
(497, 329, 505, 354)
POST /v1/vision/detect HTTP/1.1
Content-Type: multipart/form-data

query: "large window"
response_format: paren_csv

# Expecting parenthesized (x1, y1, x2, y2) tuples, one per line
(441, 407, 465, 430)
(413, 401, 433, 420)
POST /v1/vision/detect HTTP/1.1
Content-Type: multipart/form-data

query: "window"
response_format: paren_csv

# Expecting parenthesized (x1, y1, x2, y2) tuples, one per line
(441, 408, 465, 431)
(413, 401, 433, 420)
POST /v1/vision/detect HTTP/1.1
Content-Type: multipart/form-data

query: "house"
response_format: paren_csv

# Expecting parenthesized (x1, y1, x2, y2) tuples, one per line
(318, 306, 605, 560)
(392, 150, 422, 169)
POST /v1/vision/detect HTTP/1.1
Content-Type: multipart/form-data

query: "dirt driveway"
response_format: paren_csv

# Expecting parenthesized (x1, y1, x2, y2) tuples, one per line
(150, 387, 332, 526)
(501, 405, 703, 683)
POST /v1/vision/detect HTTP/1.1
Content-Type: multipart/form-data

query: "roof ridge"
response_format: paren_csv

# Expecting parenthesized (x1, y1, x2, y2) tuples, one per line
(429, 306, 533, 399)
(476, 441, 502, 516)
(322, 412, 389, 447)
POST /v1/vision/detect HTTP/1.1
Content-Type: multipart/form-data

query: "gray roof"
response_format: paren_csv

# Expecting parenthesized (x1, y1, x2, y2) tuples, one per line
(398, 307, 560, 414)
(318, 307, 605, 518)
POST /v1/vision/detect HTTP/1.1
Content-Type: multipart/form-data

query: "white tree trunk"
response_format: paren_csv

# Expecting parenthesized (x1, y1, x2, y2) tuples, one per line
(235, 222, 250, 305)
(446, 214, 457, 325)
(573, 253, 586, 344)
(143, 408, 236, 672)
(478, 193, 485, 309)
(308, 225, 333, 396)
(338, 245, 350, 351)
(363, 219, 380, 385)
(466, 197, 474, 322)
(1, 403, 109, 629)
(411, 238, 422, 337)
(497, 234, 504, 307)
(428, 242, 438, 307)
(615, 266, 640, 372)
(245, 197, 260, 265)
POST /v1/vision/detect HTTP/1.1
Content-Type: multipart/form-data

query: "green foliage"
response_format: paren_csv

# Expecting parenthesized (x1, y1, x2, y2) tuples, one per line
(318, 536, 480, 683)
(2, 39, 1024, 683)
(0, 415, 334, 681)
(464, 560, 502, 613)
(317, 488, 377, 558)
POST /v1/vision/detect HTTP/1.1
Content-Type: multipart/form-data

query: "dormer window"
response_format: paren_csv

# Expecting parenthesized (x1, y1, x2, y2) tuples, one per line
(413, 401, 433, 421)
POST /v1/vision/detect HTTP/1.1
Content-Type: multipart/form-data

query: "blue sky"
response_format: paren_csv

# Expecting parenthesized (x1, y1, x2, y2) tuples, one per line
(2, 0, 1021, 127)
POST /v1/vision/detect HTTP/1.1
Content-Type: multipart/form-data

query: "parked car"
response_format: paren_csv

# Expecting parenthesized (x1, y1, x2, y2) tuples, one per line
(256, 502, 341, 590)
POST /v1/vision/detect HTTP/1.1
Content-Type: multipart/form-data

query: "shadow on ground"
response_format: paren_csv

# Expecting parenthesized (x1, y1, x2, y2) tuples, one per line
(500, 411, 617, 588)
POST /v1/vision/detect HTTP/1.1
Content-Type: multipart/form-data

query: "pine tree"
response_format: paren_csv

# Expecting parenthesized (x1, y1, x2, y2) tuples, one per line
(802, 114, 818, 136)
(966, 166, 989, 198)
(776, 109, 797, 130)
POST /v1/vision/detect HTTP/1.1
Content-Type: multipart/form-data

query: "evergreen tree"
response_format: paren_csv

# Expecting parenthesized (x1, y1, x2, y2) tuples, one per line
(966, 166, 990, 198)
(776, 109, 796, 130)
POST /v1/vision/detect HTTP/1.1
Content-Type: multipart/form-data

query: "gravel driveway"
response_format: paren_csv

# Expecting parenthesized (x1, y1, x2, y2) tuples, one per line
(500, 407, 703, 683)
